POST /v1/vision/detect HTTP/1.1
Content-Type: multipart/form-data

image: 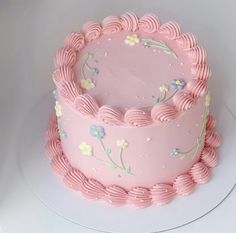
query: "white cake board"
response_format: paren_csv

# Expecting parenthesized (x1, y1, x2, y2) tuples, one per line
(17, 92, 236, 233)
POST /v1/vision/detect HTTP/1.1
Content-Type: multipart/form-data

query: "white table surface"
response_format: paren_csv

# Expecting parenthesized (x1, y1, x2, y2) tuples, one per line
(0, 0, 235, 232)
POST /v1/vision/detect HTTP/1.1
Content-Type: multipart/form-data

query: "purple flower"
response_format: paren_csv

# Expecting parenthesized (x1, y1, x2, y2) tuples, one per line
(90, 125, 105, 140)
(170, 79, 186, 90)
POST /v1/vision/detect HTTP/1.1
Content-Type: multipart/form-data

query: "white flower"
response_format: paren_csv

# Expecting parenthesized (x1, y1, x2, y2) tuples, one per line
(79, 142, 93, 156)
(125, 34, 140, 46)
(116, 139, 129, 149)
(159, 84, 169, 93)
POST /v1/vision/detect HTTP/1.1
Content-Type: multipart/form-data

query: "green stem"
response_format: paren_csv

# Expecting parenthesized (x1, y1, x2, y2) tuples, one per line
(99, 140, 122, 169)
(119, 148, 126, 170)
(163, 89, 178, 103)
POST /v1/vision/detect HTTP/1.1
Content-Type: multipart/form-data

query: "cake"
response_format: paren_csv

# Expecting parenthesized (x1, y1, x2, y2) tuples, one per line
(45, 12, 222, 208)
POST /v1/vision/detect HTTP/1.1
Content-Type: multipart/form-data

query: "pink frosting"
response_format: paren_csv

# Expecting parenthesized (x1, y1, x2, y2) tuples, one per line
(206, 114, 216, 131)
(64, 167, 87, 191)
(82, 21, 102, 42)
(45, 139, 62, 160)
(188, 46, 207, 65)
(98, 105, 124, 126)
(150, 184, 175, 206)
(200, 147, 218, 168)
(59, 81, 80, 103)
(176, 33, 197, 50)
(205, 130, 222, 148)
(81, 178, 105, 199)
(48, 112, 57, 125)
(120, 12, 139, 32)
(53, 66, 74, 86)
(173, 174, 195, 195)
(173, 92, 195, 111)
(54, 46, 76, 68)
(103, 185, 128, 206)
(45, 126, 59, 141)
(187, 79, 208, 98)
(159, 21, 181, 40)
(64, 32, 85, 51)
(124, 108, 152, 127)
(102, 16, 123, 35)
(74, 94, 99, 117)
(191, 64, 212, 81)
(190, 162, 210, 184)
(138, 14, 160, 33)
(50, 154, 71, 176)
(151, 104, 178, 122)
(128, 187, 152, 208)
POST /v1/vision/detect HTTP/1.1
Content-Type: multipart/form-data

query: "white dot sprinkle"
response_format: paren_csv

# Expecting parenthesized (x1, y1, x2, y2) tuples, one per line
(169, 63, 172, 67)
(180, 62, 184, 66)
(142, 96, 146, 99)
(177, 124, 181, 127)
(146, 137, 152, 142)
(182, 73, 185, 75)
(135, 95, 139, 99)
(196, 123, 199, 127)
(92, 167, 97, 171)
(153, 49, 156, 53)
(108, 37, 112, 41)
(162, 165, 166, 169)
(158, 50, 161, 53)
(104, 52, 108, 56)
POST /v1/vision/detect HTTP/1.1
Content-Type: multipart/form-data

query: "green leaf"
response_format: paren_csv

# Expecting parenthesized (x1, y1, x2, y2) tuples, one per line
(108, 163, 117, 169)
(124, 166, 131, 174)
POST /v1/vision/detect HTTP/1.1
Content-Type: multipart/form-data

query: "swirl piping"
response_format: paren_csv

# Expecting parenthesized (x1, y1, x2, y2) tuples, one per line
(206, 114, 216, 130)
(187, 79, 208, 98)
(75, 94, 99, 117)
(53, 66, 74, 86)
(50, 154, 71, 176)
(205, 130, 222, 148)
(54, 46, 76, 68)
(59, 81, 80, 103)
(128, 187, 152, 208)
(64, 168, 87, 191)
(103, 185, 128, 206)
(159, 21, 181, 40)
(45, 139, 62, 160)
(45, 126, 59, 141)
(120, 12, 139, 32)
(82, 178, 105, 199)
(138, 14, 160, 33)
(200, 147, 218, 168)
(190, 162, 210, 184)
(98, 105, 124, 126)
(150, 184, 175, 205)
(173, 174, 195, 195)
(64, 32, 85, 51)
(124, 108, 152, 127)
(176, 33, 197, 50)
(173, 92, 195, 111)
(102, 16, 123, 35)
(188, 46, 207, 65)
(151, 104, 178, 122)
(82, 21, 102, 42)
(191, 64, 212, 81)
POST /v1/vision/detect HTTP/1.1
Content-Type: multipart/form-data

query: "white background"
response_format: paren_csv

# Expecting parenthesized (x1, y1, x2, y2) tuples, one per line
(0, 0, 236, 232)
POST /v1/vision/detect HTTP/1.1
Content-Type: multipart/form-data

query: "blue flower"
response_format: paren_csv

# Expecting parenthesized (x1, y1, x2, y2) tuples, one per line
(90, 125, 105, 140)
(91, 68, 99, 76)
(170, 79, 186, 90)
(171, 148, 180, 157)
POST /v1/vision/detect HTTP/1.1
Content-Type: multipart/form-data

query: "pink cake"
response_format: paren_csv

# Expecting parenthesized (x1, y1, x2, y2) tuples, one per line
(45, 12, 221, 208)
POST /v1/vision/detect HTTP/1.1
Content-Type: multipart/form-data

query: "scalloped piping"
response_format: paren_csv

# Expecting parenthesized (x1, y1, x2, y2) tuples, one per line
(45, 113, 221, 208)
(52, 12, 210, 127)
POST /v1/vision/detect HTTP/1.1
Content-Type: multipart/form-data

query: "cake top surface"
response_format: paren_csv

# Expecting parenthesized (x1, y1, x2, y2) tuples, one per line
(53, 12, 210, 127)
(75, 30, 192, 109)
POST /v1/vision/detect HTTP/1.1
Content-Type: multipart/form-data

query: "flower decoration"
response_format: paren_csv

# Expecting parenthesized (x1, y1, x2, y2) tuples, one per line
(53, 89, 58, 101)
(59, 128, 67, 139)
(142, 42, 150, 48)
(79, 142, 93, 156)
(90, 125, 105, 140)
(125, 34, 140, 46)
(55, 101, 62, 118)
(116, 139, 129, 149)
(171, 148, 180, 157)
(205, 94, 211, 107)
(91, 67, 99, 76)
(170, 79, 186, 90)
(80, 78, 95, 90)
(159, 84, 169, 93)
